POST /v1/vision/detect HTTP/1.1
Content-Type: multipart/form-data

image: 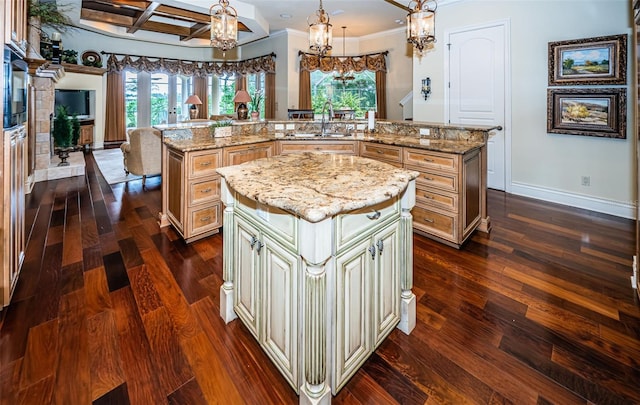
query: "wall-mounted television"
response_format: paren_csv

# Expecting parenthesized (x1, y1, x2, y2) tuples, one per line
(54, 89, 94, 118)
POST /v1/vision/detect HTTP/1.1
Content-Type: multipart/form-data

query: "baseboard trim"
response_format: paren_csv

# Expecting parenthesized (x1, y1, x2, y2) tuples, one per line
(510, 182, 636, 219)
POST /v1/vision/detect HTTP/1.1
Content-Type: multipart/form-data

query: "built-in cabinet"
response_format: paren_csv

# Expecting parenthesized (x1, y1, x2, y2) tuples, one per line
(277, 140, 358, 155)
(4, 0, 27, 56)
(2, 125, 26, 308)
(163, 141, 275, 242)
(79, 121, 94, 149)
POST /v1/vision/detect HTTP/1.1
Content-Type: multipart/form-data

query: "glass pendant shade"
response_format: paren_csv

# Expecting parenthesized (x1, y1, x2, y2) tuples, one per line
(210, 0, 238, 51)
(308, 0, 332, 56)
(407, 0, 437, 52)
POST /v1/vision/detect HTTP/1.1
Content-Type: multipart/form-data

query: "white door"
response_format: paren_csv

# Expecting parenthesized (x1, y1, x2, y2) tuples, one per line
(447, 22, 509, 191)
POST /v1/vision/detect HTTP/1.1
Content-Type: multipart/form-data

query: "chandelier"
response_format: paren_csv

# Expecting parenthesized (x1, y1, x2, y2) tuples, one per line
(334, 26, 355, 85)
(407, 0, 437, 53)
(308, 0, 332, 56)
(210, 0, 238, 51)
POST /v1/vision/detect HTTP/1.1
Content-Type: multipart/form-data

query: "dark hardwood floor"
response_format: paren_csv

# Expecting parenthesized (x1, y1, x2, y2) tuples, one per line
(1, 151, 639, 404)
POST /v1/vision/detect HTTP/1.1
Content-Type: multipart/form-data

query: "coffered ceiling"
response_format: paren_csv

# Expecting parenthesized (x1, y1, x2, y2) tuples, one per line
(67, 0, 417, 47)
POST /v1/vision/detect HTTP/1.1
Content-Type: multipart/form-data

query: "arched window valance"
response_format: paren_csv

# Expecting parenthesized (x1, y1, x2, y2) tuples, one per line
(298, 51, 388, 73)
(102, 52, 276, 77)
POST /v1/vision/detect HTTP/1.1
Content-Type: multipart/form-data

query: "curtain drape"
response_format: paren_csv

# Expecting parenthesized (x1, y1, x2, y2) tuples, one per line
(236, 75, 246, 91)
(298, 51, 387, 114)
(298, 69, 312, 110)
(265, 72, 276, 119)
(375, 70, 387, 119)
(104, 71, 126, 142)
(193, 76, 208, 119)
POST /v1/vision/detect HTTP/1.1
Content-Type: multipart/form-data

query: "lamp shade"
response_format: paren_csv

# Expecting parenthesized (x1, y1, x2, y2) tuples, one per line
(233, 90, 251, 103)
(185, 94, 202, 105)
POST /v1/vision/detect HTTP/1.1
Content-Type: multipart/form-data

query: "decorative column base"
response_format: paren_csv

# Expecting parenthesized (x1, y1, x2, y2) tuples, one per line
(299, 383, 331, 405)
(398, 294, 416, 334)
(220, 282, 237, 323)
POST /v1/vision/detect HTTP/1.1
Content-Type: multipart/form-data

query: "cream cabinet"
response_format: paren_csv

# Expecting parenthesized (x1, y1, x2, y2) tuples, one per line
(333, 217, 400, 391)
(404, 147, 481, 247)
(165, 148, 223, 242)
(232, 210, 299, 389)
(277, 140, 358, 155)
(2, 125, 26, 308)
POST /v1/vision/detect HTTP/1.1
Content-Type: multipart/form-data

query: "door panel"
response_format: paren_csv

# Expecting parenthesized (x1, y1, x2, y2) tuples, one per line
(448, 23, 507, 190)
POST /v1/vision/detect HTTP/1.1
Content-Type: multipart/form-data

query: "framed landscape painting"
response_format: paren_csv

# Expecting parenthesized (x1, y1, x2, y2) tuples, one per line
(547, 88, 626, 139)
(548, 34, 627, 85)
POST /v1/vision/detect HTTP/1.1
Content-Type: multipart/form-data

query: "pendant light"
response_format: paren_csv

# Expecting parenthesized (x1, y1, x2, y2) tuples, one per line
(407, 0, 437, 53)
(334, 26, 355, 85)
(210, 0, 238, 51)
(308, 0, 332, 56)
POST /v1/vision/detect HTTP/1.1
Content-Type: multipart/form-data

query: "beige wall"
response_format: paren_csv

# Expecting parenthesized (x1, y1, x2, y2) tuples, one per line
(413, 0, 633, 217)
(360, 28, 413, 121)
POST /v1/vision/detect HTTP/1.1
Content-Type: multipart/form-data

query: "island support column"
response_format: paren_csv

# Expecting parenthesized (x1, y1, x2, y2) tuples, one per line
(299, 218, 333, 405)
(219, 179, 238, 323)
(398, 179, 416, 334)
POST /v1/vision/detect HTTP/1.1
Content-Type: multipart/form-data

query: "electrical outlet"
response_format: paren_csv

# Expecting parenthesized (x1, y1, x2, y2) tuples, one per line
(420, 128, 431, 136)
(581, 176, 590, 186)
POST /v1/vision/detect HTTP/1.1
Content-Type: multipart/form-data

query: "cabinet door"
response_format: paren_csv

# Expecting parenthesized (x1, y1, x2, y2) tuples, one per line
(223, 142, 274, 166)
(166, 150, 185, 233)
(262, 233, 299, 389)
(333, 238, 371, 391)
(79, 125, 94, 146)
(372, 221, 400, 346)
(233, 215, 261, 339)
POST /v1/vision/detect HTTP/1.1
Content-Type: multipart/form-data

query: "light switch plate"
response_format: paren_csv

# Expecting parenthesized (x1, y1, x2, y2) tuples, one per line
(274, 123, 284, 130)
(286, 124, 295, 130)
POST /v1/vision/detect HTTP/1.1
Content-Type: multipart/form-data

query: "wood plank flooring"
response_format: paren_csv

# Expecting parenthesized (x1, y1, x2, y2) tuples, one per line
(1, 151, 639, 404)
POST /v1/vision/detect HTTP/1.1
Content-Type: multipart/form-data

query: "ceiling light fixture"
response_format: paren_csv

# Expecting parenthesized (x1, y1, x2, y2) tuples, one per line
(407, 0, 437, 53)
(210, 0, 238, 51)
(334, 26, 355, 85)
(308, 0, 332, 56)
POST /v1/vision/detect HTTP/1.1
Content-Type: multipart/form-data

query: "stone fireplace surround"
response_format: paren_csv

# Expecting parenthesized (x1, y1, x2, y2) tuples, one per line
(31, 66, 85, 183)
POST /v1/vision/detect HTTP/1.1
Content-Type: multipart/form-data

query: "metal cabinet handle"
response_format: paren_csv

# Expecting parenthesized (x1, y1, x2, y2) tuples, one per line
(200, 161, 212, 166)
(250, 235, 259, 249)
(256, 241, 264, 254)
(200, 188, 212, 194)
(366, 210, 381, 220)
(376, 239, 384, 255)
(423, 218, 435, 223)
(422, 193, 433, 199)
(368, 245, 376, 260)
(424, 177, 434, 181)
(200, 216, 211, 222)
(376, 149, 384, 154)
(424, 158, 434, 162)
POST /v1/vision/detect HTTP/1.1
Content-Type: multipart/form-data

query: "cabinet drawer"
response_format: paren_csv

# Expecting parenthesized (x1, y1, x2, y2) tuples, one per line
(188, 177, 221, 207)
(412, 205, 456, 242)
(411, 168, 458, 192)
(188, 203, 222, 235)
(336, 198, 400, 250)
(189, 150, 222, 179)
(279, 140, 357, 155)
(404, 149, 458, 172)
(359, 142, 403, 164)
(416, 186, 458, 213)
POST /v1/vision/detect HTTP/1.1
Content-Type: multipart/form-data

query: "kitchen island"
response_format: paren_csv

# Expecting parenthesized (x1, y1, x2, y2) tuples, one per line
(217, 153, 418, 404)
(157, 118, 493, 247)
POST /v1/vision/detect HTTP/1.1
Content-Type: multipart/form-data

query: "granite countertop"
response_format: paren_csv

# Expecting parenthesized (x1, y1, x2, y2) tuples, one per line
(162, 131, 484, 155)
(217, 153, 419, 223)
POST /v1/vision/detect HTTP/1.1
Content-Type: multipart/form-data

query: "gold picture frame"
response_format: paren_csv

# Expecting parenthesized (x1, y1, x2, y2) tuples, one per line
(547, 88, 626, 139)
(548, 34, 627, 86)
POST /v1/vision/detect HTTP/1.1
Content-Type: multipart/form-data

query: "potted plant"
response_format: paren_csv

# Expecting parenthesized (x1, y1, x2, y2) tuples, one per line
(209, 120, 233, 138)
(52, 105, 74, 165)
(27, 0, 75, 60)
(249, 91, 263, 120)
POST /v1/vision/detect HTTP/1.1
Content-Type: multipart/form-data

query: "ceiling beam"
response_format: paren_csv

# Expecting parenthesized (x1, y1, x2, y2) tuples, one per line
(128, 1, 160, 34)
(383, 0, 412, 12)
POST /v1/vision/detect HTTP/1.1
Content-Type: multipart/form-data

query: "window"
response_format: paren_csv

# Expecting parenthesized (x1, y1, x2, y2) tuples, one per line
(246, 72, 265, 118)
(124, 70, 194, 128)
(311, 70, 376, 118)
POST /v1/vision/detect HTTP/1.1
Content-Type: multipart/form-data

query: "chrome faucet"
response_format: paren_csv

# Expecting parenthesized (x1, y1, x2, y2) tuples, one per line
(320, 100, 334, 136)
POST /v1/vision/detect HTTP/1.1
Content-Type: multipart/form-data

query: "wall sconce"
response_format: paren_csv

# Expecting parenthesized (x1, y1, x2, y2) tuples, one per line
(421, 78, 431, 100)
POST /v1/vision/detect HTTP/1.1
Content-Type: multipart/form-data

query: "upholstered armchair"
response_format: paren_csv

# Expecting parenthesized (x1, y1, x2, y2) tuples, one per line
(120, 127, 162, 187)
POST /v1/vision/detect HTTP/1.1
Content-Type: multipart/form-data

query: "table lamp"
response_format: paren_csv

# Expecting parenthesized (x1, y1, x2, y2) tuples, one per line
(185, 94, 202, 120)
(233, 90, 251, 120)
